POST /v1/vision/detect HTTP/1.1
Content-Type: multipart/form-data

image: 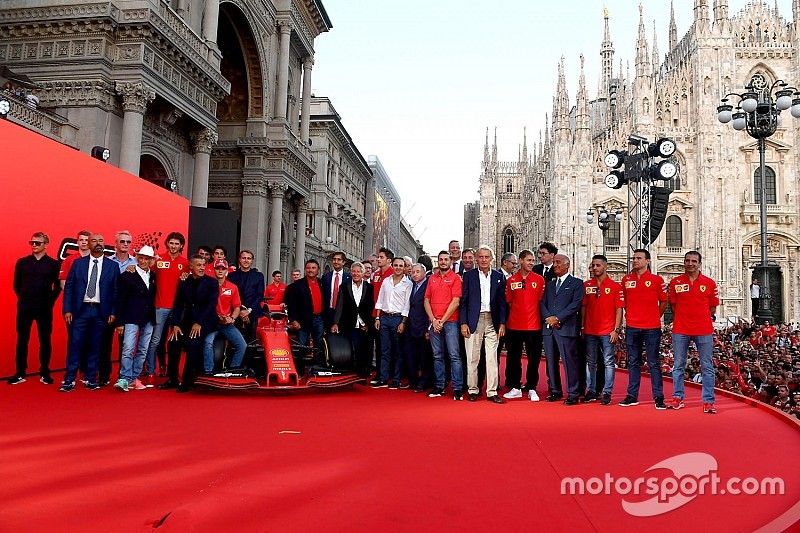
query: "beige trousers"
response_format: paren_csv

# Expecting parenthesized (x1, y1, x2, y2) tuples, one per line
(465, 312, 499, 396)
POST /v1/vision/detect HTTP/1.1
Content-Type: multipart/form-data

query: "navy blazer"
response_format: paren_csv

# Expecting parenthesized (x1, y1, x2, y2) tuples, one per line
(63, 255, 119, 320)
(407, 277, 430, 337)
(115, 269, 157, 326)
(540, 274, 584, 337)
(228, 268, 266, 319)
(321, 270, 352, 312)
(459, 268, 507, 333)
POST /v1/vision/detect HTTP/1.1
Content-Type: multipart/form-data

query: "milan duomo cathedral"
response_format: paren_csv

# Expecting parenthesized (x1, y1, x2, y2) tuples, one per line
(465, 0, 800, 324)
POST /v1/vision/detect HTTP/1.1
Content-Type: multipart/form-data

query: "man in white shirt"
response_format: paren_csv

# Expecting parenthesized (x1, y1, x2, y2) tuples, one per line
(373, 257, 413, 388)
(750, 278, 760, 319)
(331, 262, 374, 376)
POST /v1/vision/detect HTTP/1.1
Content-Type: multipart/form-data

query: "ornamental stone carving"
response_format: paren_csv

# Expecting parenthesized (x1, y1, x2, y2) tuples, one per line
(192, 128, 218, 154)
(241, 178, 268, 197)
(268, 181, 289, 197)
(116, 81, 155, 114)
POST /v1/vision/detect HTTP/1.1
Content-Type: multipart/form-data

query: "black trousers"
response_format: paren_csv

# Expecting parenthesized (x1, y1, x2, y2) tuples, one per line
(15, 306, 54, 376)
(166, 334, 204, 385)
(405, 333, 434, 388)
(504, 329, 543, 390)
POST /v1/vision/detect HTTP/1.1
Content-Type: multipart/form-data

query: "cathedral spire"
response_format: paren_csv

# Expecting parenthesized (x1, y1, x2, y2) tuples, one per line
(492, 127, 497, 163)
(794, 0, 800, 28)
(599, 7, 614, 100)
(635, 4, 650, 80)
(694, 0, 709, 30)
(554, 57, 570, 135)
(669, 0, 678, 49)
(522, 127, 528, 162)
(576, 54, 589, 134)
(652, 20, 660, 78)
(713, 0, 729, 27)
(483, 127, 489, 164)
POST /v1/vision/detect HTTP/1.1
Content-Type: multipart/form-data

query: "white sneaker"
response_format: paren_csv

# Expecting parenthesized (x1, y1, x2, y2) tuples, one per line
(528, 390, 540, 402)
(503, 388, 522, 399)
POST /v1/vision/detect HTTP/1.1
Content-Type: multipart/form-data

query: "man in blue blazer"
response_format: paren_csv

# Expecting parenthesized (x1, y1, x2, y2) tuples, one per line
(405, 263, 432, 391)
(320, 251, 351, 329)
(540, 254, 584, 404)
(60, 234, 119, 391)
(459, 246, 507, 403)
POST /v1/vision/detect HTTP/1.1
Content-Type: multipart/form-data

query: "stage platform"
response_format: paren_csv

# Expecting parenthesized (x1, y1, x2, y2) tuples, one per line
(1, 369, 798, 532)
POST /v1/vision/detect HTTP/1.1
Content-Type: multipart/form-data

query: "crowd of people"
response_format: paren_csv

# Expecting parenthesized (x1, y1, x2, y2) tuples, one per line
(10, 230, 799, 419)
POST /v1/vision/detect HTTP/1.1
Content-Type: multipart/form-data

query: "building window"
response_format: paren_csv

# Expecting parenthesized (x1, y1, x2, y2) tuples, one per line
(506, 180, 513, 193)
(606, 219, 621, 246)
(503, 228, 515, 254)
(754, 166, 776, 204)
(665, 215, 682, 248)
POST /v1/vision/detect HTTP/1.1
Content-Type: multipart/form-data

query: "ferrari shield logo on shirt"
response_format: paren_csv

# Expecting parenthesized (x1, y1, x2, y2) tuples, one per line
(700, 285, 707, 292)
(675, 284, 690, 293)
(645, 280, 652, 287)
(531, 282, 537, 289)
(605, 287, 611, 294)
(625, 281, 636, 289)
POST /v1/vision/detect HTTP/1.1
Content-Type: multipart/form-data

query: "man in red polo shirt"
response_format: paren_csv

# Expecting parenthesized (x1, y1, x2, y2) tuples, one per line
(146, 232, 189, 382)
(425, 250, 463, 399)
(620, 248, 667, 409)
(264, 270, 287, 306)
(668, 250, 720, 413)
(202, 259, 247, 374)
(367, 247, 394, 378)
(582, 254, 624, 405)
(503, 249, 546, 401)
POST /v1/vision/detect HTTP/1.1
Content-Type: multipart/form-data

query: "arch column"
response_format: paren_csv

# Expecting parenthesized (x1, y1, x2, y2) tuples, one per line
(269, 182, 288, 275)
(202, 0, 221, 66)
(295, 199, 309, 271)
(274, 20, 292, 121)
(300, 56, 314, 142)
(191, 128, 218, 207)
(116, 82, 155, 176)
(240, 178, 269, 272)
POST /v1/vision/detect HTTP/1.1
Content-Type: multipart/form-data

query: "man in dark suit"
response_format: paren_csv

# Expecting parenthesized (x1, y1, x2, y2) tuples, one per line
(532, 241, 558, 282)
(331, 261, 374, 376)
(113, 245, 157, 392)
(284, 258, 325, 367)
(460, 246, 507, 403)
(167, 255, 219, 392)
(60, 234, 119, 392)
(406, 263, 432, 391)
(540, 254, 584, 405)
(320, 251, 351, 329)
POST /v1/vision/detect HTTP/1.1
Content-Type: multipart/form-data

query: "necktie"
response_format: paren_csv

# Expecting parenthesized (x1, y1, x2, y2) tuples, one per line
(452, 262, 457, 272)
(555, 277, 562, 293)
(332, 272, 340, 308)
(544, 266, 549, 277)
(86, 259, 99, 299)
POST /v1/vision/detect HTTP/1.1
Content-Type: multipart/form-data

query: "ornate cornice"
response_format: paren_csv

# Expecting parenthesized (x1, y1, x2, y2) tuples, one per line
(268, 181, 289, 197)
(241, 178, 268, 197)
(37, 79, 116, 111)
(116, 81, 155, 114)
(192, 128, 218, 154)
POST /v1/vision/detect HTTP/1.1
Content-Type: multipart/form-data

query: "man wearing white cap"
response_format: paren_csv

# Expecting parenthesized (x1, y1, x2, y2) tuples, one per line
(114, 245, 157, 392)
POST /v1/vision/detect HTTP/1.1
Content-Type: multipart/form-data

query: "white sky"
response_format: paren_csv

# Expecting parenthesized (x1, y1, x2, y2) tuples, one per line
(312, 0, 793, 254)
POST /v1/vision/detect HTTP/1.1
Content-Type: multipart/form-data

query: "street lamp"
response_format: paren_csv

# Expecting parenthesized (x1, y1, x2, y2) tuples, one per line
(586, 206, 623, 256)
(717, 76, 799, 323)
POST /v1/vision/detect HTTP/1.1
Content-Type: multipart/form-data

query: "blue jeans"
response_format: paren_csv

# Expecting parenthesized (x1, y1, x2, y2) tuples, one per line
(625, 327, 663, 400)
(145, 308, 171, 375)
(430, 321, 463, 391)
(379, 315, 404, 383)
(119, 323, 154, 381)
(672, 333, 715, 403)
(203, 324, 247, 372)
(585, 334, 615, 395)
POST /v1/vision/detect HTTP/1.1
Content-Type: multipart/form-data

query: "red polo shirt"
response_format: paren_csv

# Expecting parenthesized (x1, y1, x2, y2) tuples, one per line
(308, 278, 323, 315)
(424, 269, 462, 322)
(621, 270, 666, 329)
(264, 282, 287, 305)
(58, 252, 84, 281)
(216, 279, 242, 318)
(582, 276, 625, 335)
(153, 255, 189, 309)
(371, 266, 390, 317)
(505, 271, 545, 330)
(669, 273, 719, 336)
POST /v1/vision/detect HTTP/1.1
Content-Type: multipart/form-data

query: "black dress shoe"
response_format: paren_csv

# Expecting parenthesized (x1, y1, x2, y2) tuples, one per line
(545, 394, 563, 402)
(158, 380, 178, 390)
(564, 397, 579, 406)
(487, 395, 505, 404)
(468, 393, 479, 402)
(176, 384, 193, 393)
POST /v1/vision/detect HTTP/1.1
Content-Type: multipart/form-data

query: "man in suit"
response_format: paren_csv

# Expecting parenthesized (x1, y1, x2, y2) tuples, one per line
(113, 245, 157, 392)
(60, 234, 119, 392)
(285, 259, 325, 367)
(228, 249, 265, 343)
(321, 251, 351, 329)
(540, 254, 584, 405)
(168, 255, 219, 392)
(331, 261, 374, 376)
(405, 263, 432, 391)
(460, 245, 507, 403)
(449, 240, 463, 275)
(532, 242, 558, 282)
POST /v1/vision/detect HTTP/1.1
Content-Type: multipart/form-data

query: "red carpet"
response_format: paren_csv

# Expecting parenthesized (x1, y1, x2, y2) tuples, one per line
(1, 366, 798, 532)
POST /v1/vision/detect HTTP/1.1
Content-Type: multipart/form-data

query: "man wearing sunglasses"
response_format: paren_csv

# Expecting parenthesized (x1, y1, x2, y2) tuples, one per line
(10, 232, 61, 385)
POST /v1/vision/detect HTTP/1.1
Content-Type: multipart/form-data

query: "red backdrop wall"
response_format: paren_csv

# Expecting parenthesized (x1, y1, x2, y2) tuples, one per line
(0, 120, 189, 378)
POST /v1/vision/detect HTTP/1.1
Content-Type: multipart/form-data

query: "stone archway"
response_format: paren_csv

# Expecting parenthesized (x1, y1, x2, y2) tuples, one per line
(139, 154, 172, 190)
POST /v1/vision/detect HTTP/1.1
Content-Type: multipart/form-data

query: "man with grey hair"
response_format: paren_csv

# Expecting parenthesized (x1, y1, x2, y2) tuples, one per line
(460, 245, 507, 402)
(406, 263, 432, 391)
(500, 253, 517, 280)
(331, 261, 374, 376)
(403, 256, 413, 277)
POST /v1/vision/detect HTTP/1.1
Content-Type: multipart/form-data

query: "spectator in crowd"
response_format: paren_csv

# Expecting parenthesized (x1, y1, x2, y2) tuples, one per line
(10, 232, 61, 385)
(228, 249, 265, 343)
(264, 270, 287, 306)
(425, 250, 463, 399)
(331, 261, 374, 377)
(750, 278, 760, 318)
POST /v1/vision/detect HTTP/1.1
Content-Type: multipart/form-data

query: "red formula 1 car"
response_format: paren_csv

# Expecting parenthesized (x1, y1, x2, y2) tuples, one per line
(194, 306, 365, 391)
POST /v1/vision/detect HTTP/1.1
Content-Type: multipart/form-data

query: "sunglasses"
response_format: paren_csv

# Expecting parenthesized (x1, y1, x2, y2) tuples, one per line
(119, 240, 132, 244)
(29, 241, 44, 246)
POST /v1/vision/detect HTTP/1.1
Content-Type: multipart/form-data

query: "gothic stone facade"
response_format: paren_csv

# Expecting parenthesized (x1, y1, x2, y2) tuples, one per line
(473, 0, 800, 323)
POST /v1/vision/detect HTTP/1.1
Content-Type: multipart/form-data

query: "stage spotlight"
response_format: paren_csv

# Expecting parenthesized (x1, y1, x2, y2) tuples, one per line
(651, 160, 678, 180)
(647, 138, 676, 158)
(0, 98, 10, 119)
(604, 150, 626, 169)
(91, 146, 110, 162)
(165, 179, 177, 192)
(604, 170, 626, 189)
